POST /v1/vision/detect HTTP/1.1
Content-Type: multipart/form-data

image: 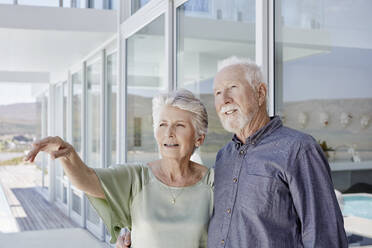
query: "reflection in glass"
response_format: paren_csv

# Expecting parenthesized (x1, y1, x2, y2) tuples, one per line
(63, 185, 67, 204)
(55, 85, 65, 201)
(107, 52, 117, 166)
(86, 61, 101, 168)
(176, 0, 256, 167)
(43, 95, 49, 189)
(127, 15, 165, 163)
(86, 60, 102, 225)
(275, 0, 372, 192)
(63, 82, 68, 140)
(0, 0, 13, 4)
(34, 97, 43, 188)
(72, 71, 82, 155)
(72, 191, 81, 215)
(131, 0, 150, 14)
(17, 0, 59, 7)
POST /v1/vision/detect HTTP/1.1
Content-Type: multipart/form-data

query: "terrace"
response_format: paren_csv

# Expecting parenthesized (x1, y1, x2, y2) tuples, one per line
(0, 0, 371, 247)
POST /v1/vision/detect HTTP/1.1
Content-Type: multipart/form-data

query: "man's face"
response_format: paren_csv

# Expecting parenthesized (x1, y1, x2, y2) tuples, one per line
(213, 65, 259, 133)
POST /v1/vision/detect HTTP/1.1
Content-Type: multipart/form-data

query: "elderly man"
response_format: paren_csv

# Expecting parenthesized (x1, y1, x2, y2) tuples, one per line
(207, 56, 347, 247)
(117, 57, 348, 247)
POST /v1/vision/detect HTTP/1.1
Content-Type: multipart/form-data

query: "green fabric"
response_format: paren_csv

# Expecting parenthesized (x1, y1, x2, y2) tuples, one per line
(87, 164, 214, 248)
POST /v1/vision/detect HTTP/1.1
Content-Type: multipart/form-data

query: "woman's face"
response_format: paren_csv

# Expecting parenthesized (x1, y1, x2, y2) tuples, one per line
(155, 105, 198, 160)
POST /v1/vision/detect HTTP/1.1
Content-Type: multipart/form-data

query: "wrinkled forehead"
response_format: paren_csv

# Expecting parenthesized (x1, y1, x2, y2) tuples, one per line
(158, 105, 193, 122)
(213, 65, 249, 89)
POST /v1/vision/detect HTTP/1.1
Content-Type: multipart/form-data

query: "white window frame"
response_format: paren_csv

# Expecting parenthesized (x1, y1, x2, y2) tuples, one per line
(120, 0, 170, 163)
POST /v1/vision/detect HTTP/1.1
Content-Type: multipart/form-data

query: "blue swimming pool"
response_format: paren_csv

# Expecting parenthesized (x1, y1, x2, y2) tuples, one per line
(342, 194, 372, 220)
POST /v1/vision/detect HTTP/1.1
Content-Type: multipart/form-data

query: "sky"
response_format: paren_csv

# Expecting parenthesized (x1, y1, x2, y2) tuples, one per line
(0, 83, 36, 105)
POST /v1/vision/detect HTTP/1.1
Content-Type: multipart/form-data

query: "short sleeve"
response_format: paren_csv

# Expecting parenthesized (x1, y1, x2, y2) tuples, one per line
(86, 164, 146, 243)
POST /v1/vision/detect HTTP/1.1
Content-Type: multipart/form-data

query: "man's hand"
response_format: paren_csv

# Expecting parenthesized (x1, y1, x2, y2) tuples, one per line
(116, 229, 131, 248)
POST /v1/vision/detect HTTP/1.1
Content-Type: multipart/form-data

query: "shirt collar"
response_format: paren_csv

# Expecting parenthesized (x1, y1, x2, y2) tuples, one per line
(232, 116, 282, 149)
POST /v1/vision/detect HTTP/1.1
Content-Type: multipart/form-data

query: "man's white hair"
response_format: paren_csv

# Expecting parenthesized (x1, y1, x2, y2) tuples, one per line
(217, 56, 264, 89)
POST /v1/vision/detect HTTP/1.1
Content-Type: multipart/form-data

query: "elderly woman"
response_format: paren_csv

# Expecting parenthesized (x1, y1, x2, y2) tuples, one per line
(25, 89, 213, 248)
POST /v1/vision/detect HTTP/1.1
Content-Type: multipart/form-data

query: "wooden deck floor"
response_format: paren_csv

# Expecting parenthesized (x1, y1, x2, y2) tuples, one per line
(0, 165, 78, 232)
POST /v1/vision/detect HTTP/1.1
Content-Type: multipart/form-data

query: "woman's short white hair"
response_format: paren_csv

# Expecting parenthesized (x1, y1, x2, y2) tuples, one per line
(217, 56, 264, 89)
(152, 89, 208, 139)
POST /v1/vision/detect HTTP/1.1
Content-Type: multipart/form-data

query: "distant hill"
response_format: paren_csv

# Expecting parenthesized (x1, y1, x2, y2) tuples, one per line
(0, 102, 41, 135)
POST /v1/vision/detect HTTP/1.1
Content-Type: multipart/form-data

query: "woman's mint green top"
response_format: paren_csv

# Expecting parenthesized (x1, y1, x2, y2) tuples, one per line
(87, 164, 214, 248)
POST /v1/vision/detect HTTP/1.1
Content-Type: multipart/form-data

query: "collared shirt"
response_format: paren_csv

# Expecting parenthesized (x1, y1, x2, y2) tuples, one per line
(207, 116, 348, 248)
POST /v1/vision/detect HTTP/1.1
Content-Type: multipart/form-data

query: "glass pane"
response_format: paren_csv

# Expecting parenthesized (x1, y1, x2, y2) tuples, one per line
(88, 0, 113, 9)
(55, 85, 65, 190)
(72, 71, 82, 156)
(107, 53, 117, 166)
(87, 202, 100, 224)
(33, 97, 43, 187)
(126, 15, 165, 163)
(0, 0, 13, 4)
(63, 184, 67, 204)
(63, 82, 68, 140)
(62, 82, 68, 178)
(86, 61, 101, 168)
(275, 0, 372, 192)
(43, 95, 49, 189)
(176, 0, 256, 167)
(56, 179, 62, 200)
(131, 0, 150, 14)
(72, 191, 81, 215)
(63, 0, 81, 8)
(17, 0, 59, 7)
(86, 60, 102, 225)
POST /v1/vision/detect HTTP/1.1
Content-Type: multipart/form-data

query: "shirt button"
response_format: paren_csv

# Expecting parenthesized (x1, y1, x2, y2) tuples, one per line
(226, 208, 231, 214)
(221, 239, 225, 245)
(233, 177, 238, 183)
(239, 150, 245, 155)
(251, 141, 255, 145)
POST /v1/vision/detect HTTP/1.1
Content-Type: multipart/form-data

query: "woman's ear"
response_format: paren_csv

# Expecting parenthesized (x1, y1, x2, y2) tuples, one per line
(195, 134, 206, 147)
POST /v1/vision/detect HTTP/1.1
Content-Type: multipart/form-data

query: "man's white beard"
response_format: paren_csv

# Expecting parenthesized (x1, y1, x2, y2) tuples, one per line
(219, 105, 257, 134)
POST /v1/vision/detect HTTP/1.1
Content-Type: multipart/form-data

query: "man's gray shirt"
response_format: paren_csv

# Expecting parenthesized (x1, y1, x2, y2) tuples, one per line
(207, 116, 348, 248)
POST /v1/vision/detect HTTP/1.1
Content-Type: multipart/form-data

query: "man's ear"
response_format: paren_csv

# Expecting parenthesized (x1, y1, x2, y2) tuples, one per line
(257, 83, 267, 107)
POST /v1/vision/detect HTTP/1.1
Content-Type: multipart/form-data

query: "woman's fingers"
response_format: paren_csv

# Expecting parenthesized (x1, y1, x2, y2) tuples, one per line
(50, 146, 71, 160)
(24, 146, 42, 162)
(24, 136, 66, 162)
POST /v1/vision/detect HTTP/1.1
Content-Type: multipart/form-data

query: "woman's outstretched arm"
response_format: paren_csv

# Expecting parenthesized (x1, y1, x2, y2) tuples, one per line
(25, 136, 105, 199)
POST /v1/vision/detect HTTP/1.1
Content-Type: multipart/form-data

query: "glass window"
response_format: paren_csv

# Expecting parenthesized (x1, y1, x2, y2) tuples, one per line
(86, 61, 102, 169)
(55, 84, 65, 202)
(131, 0, 150, 14)
(34, 96, 43, 188)
(0, 0, 13, 4)
(86, 59, 102, 225)
(43, 94, 49, 189)
(126, 15, 165, 163)
(63, 81, 68, 140)
(176, 0, 256, 167)
(17, 0, 59, 7)
(88, 0, 114, 9)
(72, 71, 82, 156)
(275, 0, 372, 192)
(72, 190, 81, 215)
(63, 0, 81, 8)
(107, 52, 117, 166)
